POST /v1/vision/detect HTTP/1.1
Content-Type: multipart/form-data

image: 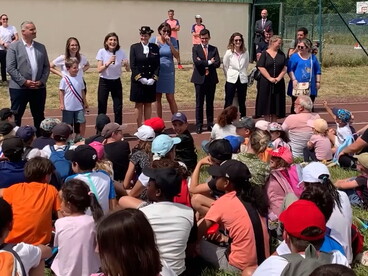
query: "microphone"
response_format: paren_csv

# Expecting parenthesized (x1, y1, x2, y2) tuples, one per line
(112, 49, 116, 65)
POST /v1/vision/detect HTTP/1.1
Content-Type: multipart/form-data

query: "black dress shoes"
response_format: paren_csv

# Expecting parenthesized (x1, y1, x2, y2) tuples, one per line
(196, 126, 203, 134)
(207, 124, 213, 131)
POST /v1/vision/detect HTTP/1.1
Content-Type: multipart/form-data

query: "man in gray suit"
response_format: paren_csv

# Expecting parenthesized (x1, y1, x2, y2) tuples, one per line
(7, 21, 49, 134)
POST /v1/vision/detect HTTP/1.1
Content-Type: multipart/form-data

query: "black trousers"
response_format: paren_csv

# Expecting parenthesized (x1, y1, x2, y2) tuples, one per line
(303, 147, 318, 162)
(224, 78, 247, 117)
(195, 76, 216, 127)
(0, 50, 7, 81)
(290, 94, 316, 114)
(97, 77, 123, 124)
(10, 87, 46, 134)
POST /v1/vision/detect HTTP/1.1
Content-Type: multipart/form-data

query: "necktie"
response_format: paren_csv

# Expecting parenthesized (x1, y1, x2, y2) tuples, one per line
(262, 19, 265, 29)
(203, 45, 209, 75)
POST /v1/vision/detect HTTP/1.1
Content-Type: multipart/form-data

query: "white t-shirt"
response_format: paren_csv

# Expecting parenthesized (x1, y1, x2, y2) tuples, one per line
(335, 123, 353, 147)
(59, 75, 85, 111)
(0, 25, 17, 50)
(140, 201, 194, 275)
(327, 191, 353, 263)
(41, 144, 76, 159)
(51, 215, 100, 276)
(52, 54, 89, 80)
(13, 242, 42, 276)
(96, 48, 127, 79)
(210, 123, 237, 140)
(253, 250, 349, 276)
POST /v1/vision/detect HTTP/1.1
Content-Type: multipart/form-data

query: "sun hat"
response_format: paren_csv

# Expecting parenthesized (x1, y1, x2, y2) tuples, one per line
(143, 167, 181, 198)
(207, 159, 251, 181)
(16, 125, 37, 143)
(332, 108, 351, 123)
(101, 123, 127, 138)
(302, 162, 330, 183)
(2, 137, 23, 157)
(268, 122, 283, 132)
(224, 135, 244, 153)
(171, 112, 187, 123)
(134, 125, 155, 142)
(255, 120, 269, 131)
(52, 123, 72, 139)
(279, 199, 326, 241)
(270, 146, 293, 164)
(95, 114, 111, 133)
(88, 141, 105, 160)
(40, 118, 61, 132)
(195, 15, 202, 19)
(353, 152, 368, 169)
(307, 118, 328, 133)
(144, 117, 165, 133)
(233, 117, 255, 130)
(206, 139, 233, 161)
(65, 145, 98, 169)
(151, 134, 181, 157)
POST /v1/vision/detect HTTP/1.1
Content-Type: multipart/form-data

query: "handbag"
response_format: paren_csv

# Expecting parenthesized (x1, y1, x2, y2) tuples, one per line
(292, 56, 313, 97)
(254, 67, 261, 81)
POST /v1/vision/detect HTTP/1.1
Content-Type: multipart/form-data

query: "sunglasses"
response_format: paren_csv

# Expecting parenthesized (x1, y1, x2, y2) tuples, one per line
(2, 18, 8, 21)
(298, 46, 307, 50)
(234, 39, 242, 42)
(162, 30, 170, 33)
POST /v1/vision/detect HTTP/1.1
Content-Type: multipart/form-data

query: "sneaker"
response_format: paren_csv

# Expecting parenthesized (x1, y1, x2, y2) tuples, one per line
(177, 64, 184, 69)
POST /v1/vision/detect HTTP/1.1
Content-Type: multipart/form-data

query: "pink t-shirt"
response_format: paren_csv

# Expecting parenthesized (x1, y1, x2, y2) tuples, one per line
(51, 215, 100, 276)
(309, 134, 333, 161)
(166, 19, 180, 39)
(191, 24, 205, 44)
(205, 191, 270, 270)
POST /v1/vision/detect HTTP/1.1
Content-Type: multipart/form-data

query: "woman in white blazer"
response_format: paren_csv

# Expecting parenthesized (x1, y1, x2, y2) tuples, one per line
(223, 32, 249, 117)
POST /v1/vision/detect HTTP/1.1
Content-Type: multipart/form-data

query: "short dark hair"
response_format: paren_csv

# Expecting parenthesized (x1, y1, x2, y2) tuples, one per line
(310, 264, 356, 276)
(289, 227, 325, 252)
(297, 27, 308, 35)
(0, 198, 12, 236)
(24, 157, 55, 182)
(168, 9, 174, 13)
(200, 28, 210, 37)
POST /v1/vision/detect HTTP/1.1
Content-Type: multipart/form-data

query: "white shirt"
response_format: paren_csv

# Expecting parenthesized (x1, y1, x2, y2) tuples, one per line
(223, 49, 249, 84)
(41, 144, 76, 159)
(22, 39, 38, 81)
(0, 25, 17, 50)
(335, 123, 353, 147)
(210, 123, 237, 140)
(96, 48, 127, 79)
(52, 54, 89, 80)
(13, 242, 42, 276)
(59, 75, 85, 111)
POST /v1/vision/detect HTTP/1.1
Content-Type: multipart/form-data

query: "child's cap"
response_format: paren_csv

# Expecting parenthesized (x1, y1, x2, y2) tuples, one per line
(195, 14, 202, 19)
(0, 108, 16, 121)
(255, 120, 270, 131)
(171, 112, 187, 123)
(279, 199, 326, 241)
(52, 123, 72, 139)
(332, 108, 351, 123)
(224, 135, 244, 153)
(270, 146, 293, 165)
(302, 162, 330, 183)
(268, 122, 283, 132)
(206, 139, 233, 161)
(152, 134, 181, 157)
(207, 159, 251, 181)
(307, 118, 328, 133)
(134, 125, 155, 142)
(40, 118, 61, 132)
(16, 125, 36, 143)
(88, 141, 104, 160)
(144, 117, 165, 133)
(101, 123, 127, 138)
(2, 137, 23, 157)
(96, 114, 111, 133)
(233, 117, 255, 130)
(65, 145, 98, 168)
(143, 167, 182, 198)
(353, 152, 368, 169)
(0, 121, 15, 135)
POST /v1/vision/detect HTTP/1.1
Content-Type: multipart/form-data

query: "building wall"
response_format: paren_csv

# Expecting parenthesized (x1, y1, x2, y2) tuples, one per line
(2, 0, 250, 65)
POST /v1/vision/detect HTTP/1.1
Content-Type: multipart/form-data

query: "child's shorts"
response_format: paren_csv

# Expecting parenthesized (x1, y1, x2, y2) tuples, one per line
(62, 110, 85, 125)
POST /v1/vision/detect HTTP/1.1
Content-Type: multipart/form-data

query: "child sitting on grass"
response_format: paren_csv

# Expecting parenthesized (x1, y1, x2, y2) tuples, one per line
(304, 118, 333, 162)
(268, 122, 290, 149)
(233, 116, 255, 153)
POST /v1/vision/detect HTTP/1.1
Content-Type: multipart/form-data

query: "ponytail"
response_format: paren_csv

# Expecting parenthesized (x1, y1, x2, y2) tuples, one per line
(89, 192, 104, 222)
(318, 174, 342, 212)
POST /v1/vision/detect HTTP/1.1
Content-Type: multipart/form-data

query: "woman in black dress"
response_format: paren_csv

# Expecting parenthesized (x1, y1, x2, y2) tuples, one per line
(255, 35, 287, 122)
(130, 26, 160, 127)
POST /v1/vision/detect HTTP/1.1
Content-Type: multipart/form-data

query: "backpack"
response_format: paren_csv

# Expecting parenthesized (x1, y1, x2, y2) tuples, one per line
(280, 244, 333, 276)
(0, 243, 26, 276)
(22, 146, 33, 161)
(49, 145, 72, 181)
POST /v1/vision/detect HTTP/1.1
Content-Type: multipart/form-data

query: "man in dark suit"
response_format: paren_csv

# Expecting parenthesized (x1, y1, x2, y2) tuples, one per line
(191, 29, 220, 134)
(253, 9, 273, 61)
(6, 21, 50, 134)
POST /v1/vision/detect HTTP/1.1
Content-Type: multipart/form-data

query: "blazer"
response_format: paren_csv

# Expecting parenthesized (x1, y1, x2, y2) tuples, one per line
(190, 44, 220, 85)
(223, 49, 249, 84)
(130, 42, 160, 82)
(254, 19, 273, 44)
(6, 39, 50, 89)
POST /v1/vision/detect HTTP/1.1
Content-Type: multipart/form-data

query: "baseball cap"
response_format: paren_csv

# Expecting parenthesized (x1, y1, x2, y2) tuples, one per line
(302, 162, 330, 183)
(40, 118, 61, 132)
(171, 112, 187, 123)
(207, 139, 232, 161)
(279, 199, 326, 241)
(0, 108, 16, 121)
(88, 141, 104, 160)
(134, 125, 155, 142)
(65, 145, 98, 169)
(270, 146, 293, 164)
(0, 121, 15, 135)
(152, 134, 181, 157)
(143, 167, 182, 198)
(354, 152, 368, 169)
(101, 123, 127, 138)
(96, 114, 111, 132)
(207, 159, 251, 181)
(233, 117, 255, 130)
(255, 120, 269, 131)
(195, 14, 202, 19)
(52, 123, 72, 139)
(144, 117, 165, 133)
(332, 108, 351, 123)
(16, 125, 37, 143)
(224, 135, 244, 153)
(268, 122, 283, 132)
(307, 118, 328, 133)
(2, 137, 24, 157)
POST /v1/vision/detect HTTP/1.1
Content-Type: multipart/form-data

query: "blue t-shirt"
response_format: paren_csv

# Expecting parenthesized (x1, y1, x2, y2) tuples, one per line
(320, 228, 346, 256)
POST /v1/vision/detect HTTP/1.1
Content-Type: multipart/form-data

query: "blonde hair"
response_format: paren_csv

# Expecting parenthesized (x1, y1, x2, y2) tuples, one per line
(94, 160, 114, 178)
(269, 35, 282, 46)
(250, 129, 271, 154)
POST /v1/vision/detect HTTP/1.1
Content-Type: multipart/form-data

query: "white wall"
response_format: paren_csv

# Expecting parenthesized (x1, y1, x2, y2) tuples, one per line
(2, 0, 250, 64)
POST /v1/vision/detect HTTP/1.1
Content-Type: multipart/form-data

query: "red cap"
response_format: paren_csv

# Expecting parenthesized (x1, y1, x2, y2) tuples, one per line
(270, 146, 293, 164)
(144, 117, 165, 132)
(279, 200, 326, 241)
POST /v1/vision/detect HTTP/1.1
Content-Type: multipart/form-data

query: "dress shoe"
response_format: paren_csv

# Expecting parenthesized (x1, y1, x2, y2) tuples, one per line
(207, 124, 213, 131)
(196, 126, 203, 134)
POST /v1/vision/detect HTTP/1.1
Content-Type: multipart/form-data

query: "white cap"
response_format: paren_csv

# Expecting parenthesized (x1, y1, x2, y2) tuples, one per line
(255, 120, 270, 131)
(195, 14, 202, 19)
(134, 125, 155, 141)
(302, 162, 330, 183)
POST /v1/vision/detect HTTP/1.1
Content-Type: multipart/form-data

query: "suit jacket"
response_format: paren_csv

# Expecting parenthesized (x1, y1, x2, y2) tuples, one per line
(191, 44, 220, 85)
(254, 19, 273, 44)
(6, 39, 50, 89)
(223, 49, 249, 84)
